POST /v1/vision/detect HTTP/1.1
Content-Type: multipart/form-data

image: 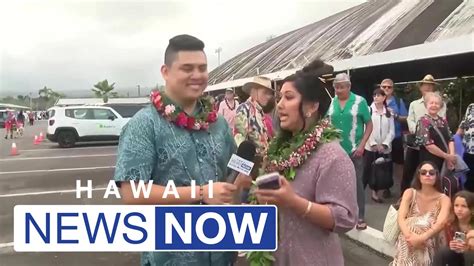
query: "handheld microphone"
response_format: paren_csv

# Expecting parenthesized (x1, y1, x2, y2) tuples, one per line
(226, 140, 257, 183)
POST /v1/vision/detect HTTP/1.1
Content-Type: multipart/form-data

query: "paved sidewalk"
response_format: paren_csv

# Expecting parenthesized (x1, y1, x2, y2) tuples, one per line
(345, 170, 403, 258)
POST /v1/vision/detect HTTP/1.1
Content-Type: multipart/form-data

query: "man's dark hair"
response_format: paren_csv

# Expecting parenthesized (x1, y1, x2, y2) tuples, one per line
(164, 34, 205, 66)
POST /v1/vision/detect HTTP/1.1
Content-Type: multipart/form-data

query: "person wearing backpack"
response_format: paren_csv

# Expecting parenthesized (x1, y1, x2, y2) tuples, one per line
(381, 79, 408, 198)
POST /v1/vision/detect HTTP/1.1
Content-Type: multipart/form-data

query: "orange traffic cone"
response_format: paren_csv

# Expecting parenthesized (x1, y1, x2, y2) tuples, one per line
(34, 135, 39, 145)
(39, 132, 44, 142)
(11, 142, 18, 156)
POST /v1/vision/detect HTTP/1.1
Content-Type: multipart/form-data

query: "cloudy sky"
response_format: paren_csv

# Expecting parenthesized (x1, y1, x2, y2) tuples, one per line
(0, 0, 364, 97)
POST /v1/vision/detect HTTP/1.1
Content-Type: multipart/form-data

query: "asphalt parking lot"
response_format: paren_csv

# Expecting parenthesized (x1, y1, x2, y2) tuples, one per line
(0, 121, 389, 266)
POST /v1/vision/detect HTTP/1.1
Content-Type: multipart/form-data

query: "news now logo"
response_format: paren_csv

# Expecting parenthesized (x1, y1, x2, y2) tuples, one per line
(14, 205, 277, 252)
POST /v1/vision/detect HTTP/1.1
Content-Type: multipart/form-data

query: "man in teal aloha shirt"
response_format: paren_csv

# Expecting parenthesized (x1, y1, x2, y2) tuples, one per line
(114, 35, 239, 266)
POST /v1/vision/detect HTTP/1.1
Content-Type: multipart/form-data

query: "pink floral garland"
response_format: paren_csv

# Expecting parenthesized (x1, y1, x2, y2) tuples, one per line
(265, 119, 332, 177)
(150, 91, 218, 131)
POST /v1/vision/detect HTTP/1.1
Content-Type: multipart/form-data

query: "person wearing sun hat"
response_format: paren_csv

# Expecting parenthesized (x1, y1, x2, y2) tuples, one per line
(234, 76, 275, 157)
(401, 74, 448, 194)
(407, 74, 446, 134)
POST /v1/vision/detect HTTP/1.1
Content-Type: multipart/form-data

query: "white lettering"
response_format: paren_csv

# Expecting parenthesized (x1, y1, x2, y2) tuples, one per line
(103, 181, 121, 199)
(162, 180, 179, 199)
(190, 180, 196, 199)
(196, 212, 226, 245)
(228, 213, 267, 244)
(131, 180, 153, 199)
(208, 180, 213, 199)
(165, 213, 191, 244)
(76, 180, 92, 199)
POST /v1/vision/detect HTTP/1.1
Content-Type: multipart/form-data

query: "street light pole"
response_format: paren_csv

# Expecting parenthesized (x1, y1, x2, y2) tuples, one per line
(215, 47, 222, 66)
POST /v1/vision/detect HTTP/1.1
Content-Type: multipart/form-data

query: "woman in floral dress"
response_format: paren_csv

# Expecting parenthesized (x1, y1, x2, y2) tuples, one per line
(416, 92, 456, 175)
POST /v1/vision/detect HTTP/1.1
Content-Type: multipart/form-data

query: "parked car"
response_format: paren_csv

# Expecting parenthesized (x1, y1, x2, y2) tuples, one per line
(47, 104, 146, 147)
(103, 103, 147, 118)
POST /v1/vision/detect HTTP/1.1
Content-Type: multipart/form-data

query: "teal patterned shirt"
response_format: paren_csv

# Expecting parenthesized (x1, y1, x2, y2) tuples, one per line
(114, 104, 237, 266)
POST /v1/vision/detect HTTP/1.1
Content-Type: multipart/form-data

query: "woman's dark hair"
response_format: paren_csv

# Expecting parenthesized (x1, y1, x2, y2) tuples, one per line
(372, 88, 391, 118)
(411, 161, 442, 192)
(452, 190, 474, 231)
(281, 59, 333, 132)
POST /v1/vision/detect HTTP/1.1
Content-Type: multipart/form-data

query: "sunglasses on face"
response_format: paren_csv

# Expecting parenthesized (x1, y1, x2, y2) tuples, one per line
(420, 169, 436, 176)
(381, 86, 393, 89)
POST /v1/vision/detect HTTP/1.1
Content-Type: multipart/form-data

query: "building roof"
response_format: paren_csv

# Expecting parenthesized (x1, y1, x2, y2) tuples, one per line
(207, 0, 472, 86)
(0, 103, 31, 110)
(426, 0, 474, 42)
(205, 34, 473, 92)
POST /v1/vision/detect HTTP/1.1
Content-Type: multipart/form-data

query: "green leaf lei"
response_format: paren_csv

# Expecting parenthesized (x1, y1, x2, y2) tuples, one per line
(266, 118, 341, 179)
(246, 118, 340, 266)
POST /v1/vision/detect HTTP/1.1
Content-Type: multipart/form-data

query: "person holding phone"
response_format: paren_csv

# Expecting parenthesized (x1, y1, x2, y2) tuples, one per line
(433, 191, 474, 266)
(255, 59, 358, 266)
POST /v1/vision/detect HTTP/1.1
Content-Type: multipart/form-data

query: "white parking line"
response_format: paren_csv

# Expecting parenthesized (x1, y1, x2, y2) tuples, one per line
(0, 187, 107, 198)
(0, 154, 116, 162)
(0, 242, 13, 248)
(20, 146, 118, 152)
(0, 166, 115, 175)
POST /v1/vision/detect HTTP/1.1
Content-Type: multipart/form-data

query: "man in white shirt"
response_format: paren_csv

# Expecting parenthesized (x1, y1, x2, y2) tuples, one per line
(401, 74, 447, 194)
(407, 77, 447, 133)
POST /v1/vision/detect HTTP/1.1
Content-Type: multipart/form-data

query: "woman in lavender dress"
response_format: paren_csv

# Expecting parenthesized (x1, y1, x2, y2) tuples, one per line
(255, 60, 358, 266)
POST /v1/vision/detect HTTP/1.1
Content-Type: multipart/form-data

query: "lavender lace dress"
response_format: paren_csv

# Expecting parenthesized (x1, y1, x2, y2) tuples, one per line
(274, 141, 358, 266)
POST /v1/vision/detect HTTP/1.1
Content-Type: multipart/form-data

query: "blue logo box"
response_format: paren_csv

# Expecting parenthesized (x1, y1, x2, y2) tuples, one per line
(154, 205, 277, 251)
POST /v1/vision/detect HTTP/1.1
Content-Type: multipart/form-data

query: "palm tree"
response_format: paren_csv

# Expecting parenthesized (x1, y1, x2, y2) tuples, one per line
(37, 86, 64, 109)
(38, 86, 53, 98)
(92, 80, 117, 103)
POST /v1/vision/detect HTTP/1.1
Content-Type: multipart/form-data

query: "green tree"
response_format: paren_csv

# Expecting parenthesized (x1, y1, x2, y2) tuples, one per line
(440, 77, 474, 131)
(38, 86, 52, 98)
(1, 96, 16, 105)
(37, 86, 64, 109)
(92, 80, 117, 103)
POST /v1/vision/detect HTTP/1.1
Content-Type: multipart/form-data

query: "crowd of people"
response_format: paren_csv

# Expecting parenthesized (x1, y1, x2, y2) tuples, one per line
(114, 34, 474, 266)
(2, 110, 47, 139)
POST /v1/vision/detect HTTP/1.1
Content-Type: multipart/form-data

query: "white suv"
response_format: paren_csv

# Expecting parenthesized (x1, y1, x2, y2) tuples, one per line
(47, 105, 143, 148)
